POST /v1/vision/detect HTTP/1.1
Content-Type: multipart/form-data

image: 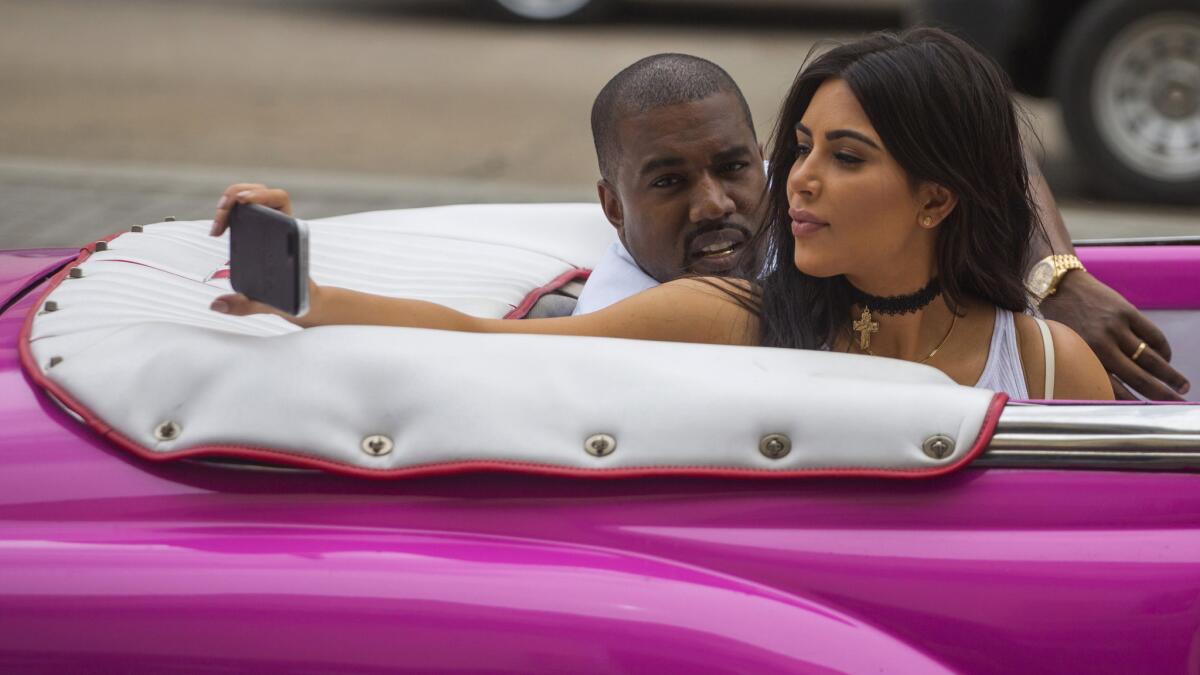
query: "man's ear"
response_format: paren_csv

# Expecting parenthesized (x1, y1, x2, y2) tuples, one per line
(919, 182, 958, 229)
(597, 179, 624, 232)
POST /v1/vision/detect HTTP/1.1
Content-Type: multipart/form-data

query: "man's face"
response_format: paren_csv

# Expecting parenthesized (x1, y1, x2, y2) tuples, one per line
(599, 92, 766, 282)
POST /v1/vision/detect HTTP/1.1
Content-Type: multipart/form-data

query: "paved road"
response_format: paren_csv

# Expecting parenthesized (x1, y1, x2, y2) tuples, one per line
(2, 0, 1197, 248)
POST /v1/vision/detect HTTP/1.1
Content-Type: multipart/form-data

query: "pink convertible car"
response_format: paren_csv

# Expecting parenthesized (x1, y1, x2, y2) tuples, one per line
(1, 204, 1198, 673)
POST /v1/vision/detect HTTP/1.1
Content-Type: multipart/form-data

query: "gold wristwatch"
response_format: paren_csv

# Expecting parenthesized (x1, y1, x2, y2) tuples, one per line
(1026, 254, 1085, 305)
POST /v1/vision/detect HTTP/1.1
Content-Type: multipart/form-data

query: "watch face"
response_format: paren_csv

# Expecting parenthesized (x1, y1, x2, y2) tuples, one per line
(1027, 260, 1055, 296)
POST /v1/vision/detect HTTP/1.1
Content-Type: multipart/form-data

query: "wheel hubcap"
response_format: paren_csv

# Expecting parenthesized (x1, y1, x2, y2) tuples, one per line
(494, 0, 593, 20)
(1152, 78, 1197, 119)
(1093, 13, 1200, 181)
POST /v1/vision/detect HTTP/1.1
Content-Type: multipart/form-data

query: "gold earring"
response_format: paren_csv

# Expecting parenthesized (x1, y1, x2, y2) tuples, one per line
(921, 215, 933, 227)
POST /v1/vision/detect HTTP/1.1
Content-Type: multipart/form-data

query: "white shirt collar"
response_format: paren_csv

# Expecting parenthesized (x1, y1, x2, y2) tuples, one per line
(572, 240, 659, 315)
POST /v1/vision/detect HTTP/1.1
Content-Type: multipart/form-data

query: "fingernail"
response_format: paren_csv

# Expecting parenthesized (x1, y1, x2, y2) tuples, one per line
(237, 190, 251, 198)
(1180, 381, 1191, 395)
(211, 300, 229, 313)
(209, 220, 220, 236)
(217, 195, 228, 209)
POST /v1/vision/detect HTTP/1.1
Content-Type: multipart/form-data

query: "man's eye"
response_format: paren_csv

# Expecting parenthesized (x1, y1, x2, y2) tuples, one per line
(651, 175, 683, 188)
(720, 161, 748, 173)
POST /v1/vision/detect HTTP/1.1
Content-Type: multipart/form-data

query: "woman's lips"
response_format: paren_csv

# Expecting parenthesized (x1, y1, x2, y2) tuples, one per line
(789, 208, 828, 237)
(791, 220, 828, 237)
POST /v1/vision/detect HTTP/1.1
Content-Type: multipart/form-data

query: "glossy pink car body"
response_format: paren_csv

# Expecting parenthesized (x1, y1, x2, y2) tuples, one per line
(1, 244, 1199, 673)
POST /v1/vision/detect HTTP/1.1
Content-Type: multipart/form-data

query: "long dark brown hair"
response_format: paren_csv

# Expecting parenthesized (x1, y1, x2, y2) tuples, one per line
(738, 28, 1041, 349)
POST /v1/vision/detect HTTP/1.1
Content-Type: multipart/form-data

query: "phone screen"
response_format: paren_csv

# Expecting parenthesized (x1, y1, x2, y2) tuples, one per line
(228, 202, 309, 316)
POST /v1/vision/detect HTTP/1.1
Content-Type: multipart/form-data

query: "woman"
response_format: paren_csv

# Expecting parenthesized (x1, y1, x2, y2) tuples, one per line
(210, 28, 1112, 401)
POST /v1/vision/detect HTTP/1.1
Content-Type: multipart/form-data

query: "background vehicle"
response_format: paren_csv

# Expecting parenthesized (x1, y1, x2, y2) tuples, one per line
(479, 0, 907, 23)
(912, 0, 1200, 205)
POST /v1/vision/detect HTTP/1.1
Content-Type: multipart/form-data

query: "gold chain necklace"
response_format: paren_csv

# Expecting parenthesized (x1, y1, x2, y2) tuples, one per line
(849, 310, 958, 363)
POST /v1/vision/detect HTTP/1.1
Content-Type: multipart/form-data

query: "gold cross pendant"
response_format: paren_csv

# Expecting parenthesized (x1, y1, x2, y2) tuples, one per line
(853, 307, 879, 351)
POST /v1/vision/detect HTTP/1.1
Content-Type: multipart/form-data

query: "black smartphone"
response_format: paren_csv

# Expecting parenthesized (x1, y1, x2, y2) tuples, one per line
(228, 202, 310, 316)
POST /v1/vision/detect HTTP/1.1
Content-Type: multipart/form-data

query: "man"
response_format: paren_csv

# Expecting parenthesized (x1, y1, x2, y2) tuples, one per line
(574, 53, 765, 315)
(576, 53, 1189, 400)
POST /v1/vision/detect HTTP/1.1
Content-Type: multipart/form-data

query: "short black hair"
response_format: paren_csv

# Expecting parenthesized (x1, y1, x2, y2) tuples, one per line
(590, 53, 755, 182)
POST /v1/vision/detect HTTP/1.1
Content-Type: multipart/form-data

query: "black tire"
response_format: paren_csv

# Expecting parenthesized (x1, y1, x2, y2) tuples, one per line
(481, 0, 612, 23)
(1053, 0, 1200, 205)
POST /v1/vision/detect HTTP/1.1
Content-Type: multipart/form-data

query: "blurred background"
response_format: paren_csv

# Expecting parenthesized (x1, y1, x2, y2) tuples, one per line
(2, 0, 1197, 248)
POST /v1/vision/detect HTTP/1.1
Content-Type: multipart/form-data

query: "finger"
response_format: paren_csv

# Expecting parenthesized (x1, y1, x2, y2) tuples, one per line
(209, 293, 279, 318)
(211, 183, 267, 236)
(233, 187, 292, 214)
(1109, 374, 1136, 401)
(1129, 310, 1172, 362)
(1107, 343, 1185, 402)
(1128, 343, 1191, 396)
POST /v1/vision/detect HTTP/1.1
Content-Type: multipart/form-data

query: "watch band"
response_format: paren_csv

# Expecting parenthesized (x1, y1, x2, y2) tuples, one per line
(1040, 254, 1086, 302)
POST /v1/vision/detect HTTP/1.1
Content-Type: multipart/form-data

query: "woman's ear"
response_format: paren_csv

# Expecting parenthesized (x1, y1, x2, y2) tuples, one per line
(597, 179, 624, 232)
(918, 182, 958, 229)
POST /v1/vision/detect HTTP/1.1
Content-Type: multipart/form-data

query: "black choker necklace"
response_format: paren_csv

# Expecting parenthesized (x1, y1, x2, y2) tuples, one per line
(847, 277, 941, 352)
(848, 277, 941, 316)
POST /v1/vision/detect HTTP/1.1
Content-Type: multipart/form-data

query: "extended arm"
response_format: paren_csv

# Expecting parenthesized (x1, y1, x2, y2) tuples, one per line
(1024, 150, 1190, 400)
(211, 278, 760, 346)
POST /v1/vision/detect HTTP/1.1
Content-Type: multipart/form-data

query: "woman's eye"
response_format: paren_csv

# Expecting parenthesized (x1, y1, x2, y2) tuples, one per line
(835, 152, 864, 165)
(795, 143, 812, 157)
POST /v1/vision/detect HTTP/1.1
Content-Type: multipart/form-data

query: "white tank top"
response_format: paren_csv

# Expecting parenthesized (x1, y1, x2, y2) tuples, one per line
(975, 308, 1055, 399)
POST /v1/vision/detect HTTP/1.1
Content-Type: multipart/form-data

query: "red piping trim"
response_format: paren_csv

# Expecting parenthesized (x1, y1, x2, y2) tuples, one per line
(20, 233, 1006, 480)
(503, 268, 591, 319)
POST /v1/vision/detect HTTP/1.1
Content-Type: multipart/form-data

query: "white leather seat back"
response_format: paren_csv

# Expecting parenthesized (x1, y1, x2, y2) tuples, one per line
(23, 204, 1003, 478)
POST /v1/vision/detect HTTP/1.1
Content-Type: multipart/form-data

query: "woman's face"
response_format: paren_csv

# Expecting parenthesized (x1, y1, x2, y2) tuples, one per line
(785, 78, 939, 292)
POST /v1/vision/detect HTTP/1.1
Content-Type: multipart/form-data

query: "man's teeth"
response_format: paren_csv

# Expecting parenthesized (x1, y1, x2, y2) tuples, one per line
(700, 241, 737, 256)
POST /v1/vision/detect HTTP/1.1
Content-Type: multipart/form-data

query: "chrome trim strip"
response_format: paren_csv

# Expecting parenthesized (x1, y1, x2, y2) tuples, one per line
(982, 404, 1200, 471)
(990, 434, 1200, 450)
(1074, 236, 1200, 247)
(974, 452, 1200, 471)
(987, 449, 1200, 458)
(996, 404, 1200, 433)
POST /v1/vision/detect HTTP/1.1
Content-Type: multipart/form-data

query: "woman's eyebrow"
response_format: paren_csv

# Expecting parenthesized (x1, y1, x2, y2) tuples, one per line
(827, 129, 880, 149)
(795, 122, 880, 150)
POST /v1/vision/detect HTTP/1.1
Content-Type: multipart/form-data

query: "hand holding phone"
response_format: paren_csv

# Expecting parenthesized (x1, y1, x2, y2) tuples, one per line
(227, 202, 310, 316)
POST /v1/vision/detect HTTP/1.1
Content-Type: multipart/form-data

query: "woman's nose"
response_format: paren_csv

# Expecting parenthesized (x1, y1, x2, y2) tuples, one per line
(787, 158, 820, 200)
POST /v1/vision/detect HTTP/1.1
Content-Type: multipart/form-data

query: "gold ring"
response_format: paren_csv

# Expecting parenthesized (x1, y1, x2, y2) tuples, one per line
(1130, 341, 1148, 361)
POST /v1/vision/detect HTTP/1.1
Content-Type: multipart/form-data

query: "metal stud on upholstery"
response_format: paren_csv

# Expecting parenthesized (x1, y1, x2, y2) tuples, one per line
(154, 421, 181, 442)
(94, 241, 108, 251)
(584, 433, 616, 457)
(759, 434, 791, 460)
(68, 268, 83, 279)
(922, 435, 955, 460)
(361, 434, 394, 457)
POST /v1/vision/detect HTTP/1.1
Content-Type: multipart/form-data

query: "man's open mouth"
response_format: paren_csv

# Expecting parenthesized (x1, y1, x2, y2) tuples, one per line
(685, 225, 751, 273)
(697, 240, 740, 258)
